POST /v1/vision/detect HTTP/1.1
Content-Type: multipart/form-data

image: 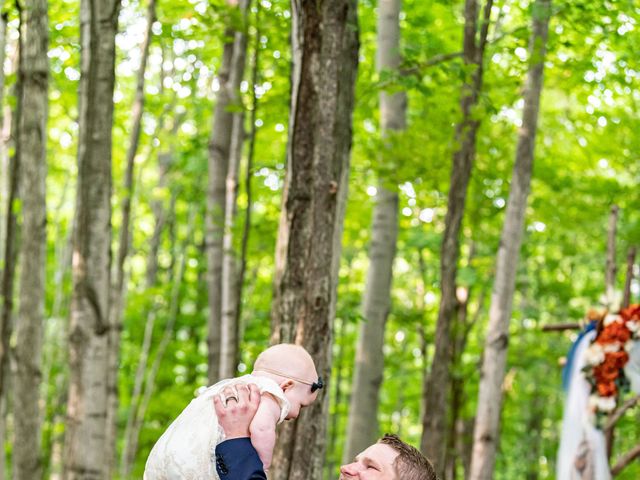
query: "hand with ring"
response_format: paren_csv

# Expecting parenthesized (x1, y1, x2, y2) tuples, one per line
(214, 383, 260, 439)
(222, 387, 239, 406)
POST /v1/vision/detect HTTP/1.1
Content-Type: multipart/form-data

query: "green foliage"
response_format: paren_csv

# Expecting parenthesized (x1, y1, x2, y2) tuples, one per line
(2, 0, 639, 478)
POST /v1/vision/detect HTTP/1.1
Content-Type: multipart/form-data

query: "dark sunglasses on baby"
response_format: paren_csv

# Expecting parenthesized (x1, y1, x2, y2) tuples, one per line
(301, 376, 324, 393)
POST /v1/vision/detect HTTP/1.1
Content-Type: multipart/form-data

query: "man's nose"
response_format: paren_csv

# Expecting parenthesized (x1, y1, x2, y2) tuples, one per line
(340, 462, 360, 477)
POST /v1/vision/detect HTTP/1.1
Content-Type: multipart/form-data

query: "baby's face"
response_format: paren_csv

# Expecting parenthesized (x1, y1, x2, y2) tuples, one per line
(283, 378, 320, 420)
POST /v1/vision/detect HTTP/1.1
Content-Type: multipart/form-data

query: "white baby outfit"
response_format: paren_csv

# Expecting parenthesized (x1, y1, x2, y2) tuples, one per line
(144, 374, 290, 480)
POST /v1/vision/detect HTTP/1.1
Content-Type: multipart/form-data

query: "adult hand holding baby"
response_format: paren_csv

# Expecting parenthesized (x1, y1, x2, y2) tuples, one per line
(214, 383, 260, 439)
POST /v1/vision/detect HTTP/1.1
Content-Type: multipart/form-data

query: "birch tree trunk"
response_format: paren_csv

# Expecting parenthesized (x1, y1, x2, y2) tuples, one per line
(269, 1, 359, 478)
(0, 7, 22, 417)
(343, 0, 404, 463)
(12, 1, 48, 478)
(220, 0, 250, 379)
(469, 2, 551, 478)
(104, 1, 155, 474)
(206, 0, 244, 384)
(420, 1, 493, 474)
(0, 15, 22, 480)
(63, 1, 121, 478)
(0, 12, 7, 238)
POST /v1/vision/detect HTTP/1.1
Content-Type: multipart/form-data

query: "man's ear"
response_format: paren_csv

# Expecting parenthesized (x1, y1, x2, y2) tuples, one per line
(280, 379, 294, 391)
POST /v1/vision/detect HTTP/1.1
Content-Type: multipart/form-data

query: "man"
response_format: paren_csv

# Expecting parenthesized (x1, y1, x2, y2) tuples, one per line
(214, 384, 438, 480)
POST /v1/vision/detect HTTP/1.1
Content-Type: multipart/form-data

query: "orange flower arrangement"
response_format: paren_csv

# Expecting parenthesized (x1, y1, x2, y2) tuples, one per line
(583, 304, 640, 416)
(595, 321, 631, 345)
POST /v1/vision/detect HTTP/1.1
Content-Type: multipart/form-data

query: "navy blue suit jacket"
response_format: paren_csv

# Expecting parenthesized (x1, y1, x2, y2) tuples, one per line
(215, 438, 267, 480)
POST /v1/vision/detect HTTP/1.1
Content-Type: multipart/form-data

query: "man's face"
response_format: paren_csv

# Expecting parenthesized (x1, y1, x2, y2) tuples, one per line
(339, 443, 398, 480)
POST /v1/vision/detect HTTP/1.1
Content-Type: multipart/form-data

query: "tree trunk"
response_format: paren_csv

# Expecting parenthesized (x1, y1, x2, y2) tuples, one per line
(104, 1, 155, 475)
(342, 0, 404, 464)
(0, 12, 8, 239)
(0, 4, 22, 420)
(469, 2, 550, 478)
(0, 11, 7, 214)
(0, 12, 22, 480)
(206, 0, 245, 385)
(343, 190, 398, 463)
(268, 1, 358, 478)
(220, 0, 251, 380)
(420, 0, 493, 474)
(63, 1, 121, 478)
(12, 1, 48, 478)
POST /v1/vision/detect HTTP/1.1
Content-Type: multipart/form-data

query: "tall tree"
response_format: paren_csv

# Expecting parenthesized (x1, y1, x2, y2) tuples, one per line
(63, 0, 121, 478)
(206, 0, 246, 384)
(0, 10, 22, 479)
(469, 1, 551, 478)
(420, 0, 493, 474)
(105, 0, 156, 474)
(343, 0, 404, 464)
(220, 0, 251, 380)
(0, 11, 7, 180)
(12, 0, 48, 478)
(269, 0, 359, 478)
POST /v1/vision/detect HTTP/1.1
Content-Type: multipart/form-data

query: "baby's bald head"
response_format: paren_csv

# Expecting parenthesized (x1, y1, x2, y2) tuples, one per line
(253, 343, 318, 381)
(252, 344, 321, 420)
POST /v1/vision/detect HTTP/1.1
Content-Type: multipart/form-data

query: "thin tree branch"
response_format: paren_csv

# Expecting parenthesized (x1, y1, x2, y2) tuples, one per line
(489, 25, 528, 45)
(541, 323, 581, 332)
(400, 51, 463, 77)
(605, 394, 640, 432)
(611, 443, 640, 476)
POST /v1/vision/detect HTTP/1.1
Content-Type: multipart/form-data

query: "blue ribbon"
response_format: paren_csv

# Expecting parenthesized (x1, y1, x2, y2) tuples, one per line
(562, 321, 597, 391)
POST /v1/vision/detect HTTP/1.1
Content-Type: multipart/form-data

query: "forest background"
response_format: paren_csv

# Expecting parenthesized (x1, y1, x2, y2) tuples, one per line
(0, 0, 639, 479)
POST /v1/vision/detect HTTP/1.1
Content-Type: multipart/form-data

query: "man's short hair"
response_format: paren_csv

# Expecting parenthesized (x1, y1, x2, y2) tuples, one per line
(379, 434, 438, 480)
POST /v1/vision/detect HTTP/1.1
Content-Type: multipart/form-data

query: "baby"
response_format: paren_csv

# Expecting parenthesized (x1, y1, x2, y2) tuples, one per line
(144, 343, 323, 479)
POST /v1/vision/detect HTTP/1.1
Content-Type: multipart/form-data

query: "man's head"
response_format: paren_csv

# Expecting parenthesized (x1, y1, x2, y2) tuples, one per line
(339, 434, 438, 480)
(252, 343, 322, 419)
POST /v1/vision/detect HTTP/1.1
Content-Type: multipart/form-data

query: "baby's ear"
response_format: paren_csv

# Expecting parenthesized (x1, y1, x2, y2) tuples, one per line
(279, 379, 294, 391)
